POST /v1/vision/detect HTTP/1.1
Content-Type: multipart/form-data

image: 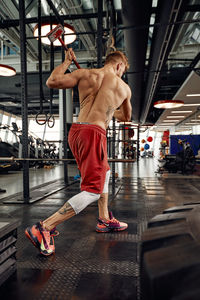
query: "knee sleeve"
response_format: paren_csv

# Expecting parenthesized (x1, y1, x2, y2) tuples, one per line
(68, 191, 100, 214)
(102, 170, 111, 193)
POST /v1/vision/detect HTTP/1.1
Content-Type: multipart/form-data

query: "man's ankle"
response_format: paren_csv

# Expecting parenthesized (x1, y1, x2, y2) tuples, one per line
(99, 215, 109, 221)
(42, 222, 51, 231)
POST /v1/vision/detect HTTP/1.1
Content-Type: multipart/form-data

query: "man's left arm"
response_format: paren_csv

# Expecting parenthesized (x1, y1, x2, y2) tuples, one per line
(114, 87, 132, 121)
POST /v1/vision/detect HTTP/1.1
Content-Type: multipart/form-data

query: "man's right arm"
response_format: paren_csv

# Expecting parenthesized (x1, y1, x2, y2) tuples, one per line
(46, 48, 82, 89)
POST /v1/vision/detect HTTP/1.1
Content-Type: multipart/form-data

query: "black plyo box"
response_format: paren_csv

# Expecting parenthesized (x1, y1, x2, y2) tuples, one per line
(0, 219, 21, 286)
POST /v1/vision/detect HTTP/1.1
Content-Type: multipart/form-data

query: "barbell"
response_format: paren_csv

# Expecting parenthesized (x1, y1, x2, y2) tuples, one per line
(0, 157, 136, 163)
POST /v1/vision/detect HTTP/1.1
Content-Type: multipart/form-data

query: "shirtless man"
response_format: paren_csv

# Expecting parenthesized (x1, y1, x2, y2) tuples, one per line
(25, 49, 132, 256)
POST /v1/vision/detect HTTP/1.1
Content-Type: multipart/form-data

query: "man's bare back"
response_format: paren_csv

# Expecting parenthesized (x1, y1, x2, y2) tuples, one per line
(76, 68, 131, 129)
(46, 49, 132, 130)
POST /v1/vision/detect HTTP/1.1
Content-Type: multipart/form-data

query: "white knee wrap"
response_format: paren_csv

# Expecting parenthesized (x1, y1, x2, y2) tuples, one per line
(68, 191, 100, 214)
(102, 170, 111, 193)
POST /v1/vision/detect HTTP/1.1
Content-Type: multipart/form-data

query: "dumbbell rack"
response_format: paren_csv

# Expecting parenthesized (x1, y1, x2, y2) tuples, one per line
(0, 219, 20, 286)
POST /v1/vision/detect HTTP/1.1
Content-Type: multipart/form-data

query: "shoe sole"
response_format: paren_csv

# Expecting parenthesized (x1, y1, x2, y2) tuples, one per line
(96, 225, 128, 233)
(40, 249, 55, 256)
(25, 228, 54, 256)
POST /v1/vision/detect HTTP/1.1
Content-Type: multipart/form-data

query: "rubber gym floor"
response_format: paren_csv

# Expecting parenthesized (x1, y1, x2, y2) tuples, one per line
(0, 159, 200, 300)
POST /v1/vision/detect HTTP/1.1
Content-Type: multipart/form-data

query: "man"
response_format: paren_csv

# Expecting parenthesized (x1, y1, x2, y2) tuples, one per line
(25, 49, 132, 256)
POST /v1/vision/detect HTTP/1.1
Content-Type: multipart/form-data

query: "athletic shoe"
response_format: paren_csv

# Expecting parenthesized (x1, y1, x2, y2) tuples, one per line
(96, 211, 128, 233)
(25, 222, 55, 256)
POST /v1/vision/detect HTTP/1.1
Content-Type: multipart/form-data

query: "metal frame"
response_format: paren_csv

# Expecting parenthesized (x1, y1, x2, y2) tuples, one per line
(19, 0, 30, 203)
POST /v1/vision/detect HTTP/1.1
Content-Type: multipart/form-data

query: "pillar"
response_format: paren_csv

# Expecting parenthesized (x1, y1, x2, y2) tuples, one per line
(4, 115, 11, 143)
(59, 88, 73, 159)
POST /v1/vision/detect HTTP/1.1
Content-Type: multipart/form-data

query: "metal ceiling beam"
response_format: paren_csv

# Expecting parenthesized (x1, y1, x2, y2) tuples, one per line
(185, 4, 200, 12)
(0, 12, 106, 29)
(61, 0, 96, 58)
(0, 0, 42, 61)
(25, 0, 37, 16)
(45, 0, 64, 25)
(122, 0, 152, 122)
(151, 4, 200, 14)
(140, 0, 189, 124)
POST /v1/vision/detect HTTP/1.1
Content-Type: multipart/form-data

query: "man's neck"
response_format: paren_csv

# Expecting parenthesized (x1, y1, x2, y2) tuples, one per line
(103, 64, 117, 75)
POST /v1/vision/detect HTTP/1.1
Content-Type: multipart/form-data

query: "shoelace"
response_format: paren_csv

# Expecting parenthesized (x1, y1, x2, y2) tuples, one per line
(109, 217, 120, 224)
(98, 217, 119, 226)
(98, 212, 120, 227)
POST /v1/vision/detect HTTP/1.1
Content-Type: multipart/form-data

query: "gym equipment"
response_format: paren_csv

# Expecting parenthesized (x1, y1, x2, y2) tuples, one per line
(141, 204, 200, 300)
(0, 122, 60, 170)
(0, 219, 21, 286)
(128, 128, 134, 138)
(0, 141, 22, 172)
(48, 21, 55, 129)
(35, 1, 48, 126)
(141, 139, 146, 143)
(47, 24, 81, 69)
(158, 139, 196, 174)
(144, 143, 150, 150)
(141, 150, 153, 158)
(147, 136, 153, 142)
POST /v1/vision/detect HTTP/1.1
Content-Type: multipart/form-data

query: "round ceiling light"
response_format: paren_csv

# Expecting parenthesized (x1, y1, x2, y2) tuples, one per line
(154, 100, 184, 109)
(0, 64, 16, 76)
(33, 22, 76, 46)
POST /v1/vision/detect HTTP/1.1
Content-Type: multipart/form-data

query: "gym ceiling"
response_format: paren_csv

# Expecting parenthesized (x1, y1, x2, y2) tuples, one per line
(0, 0, 199, 129)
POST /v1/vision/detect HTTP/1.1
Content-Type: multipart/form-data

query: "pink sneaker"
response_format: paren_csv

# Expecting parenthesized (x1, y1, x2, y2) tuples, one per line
(25, 222, 55, 256)
(96, 212, 128, 233)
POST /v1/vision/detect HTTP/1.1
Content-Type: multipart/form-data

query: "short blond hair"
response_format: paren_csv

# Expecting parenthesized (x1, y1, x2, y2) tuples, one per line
(105, 51, 129, 72)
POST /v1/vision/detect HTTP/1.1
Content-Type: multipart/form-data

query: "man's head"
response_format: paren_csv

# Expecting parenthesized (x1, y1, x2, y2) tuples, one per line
(105, 51, 129, 77)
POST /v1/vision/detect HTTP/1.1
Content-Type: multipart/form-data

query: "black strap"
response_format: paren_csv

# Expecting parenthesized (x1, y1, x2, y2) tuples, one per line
(36, 0, 47, 125)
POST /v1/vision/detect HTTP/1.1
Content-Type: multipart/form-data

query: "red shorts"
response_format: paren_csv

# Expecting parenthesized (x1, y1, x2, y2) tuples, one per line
(68, 123, 110, 194)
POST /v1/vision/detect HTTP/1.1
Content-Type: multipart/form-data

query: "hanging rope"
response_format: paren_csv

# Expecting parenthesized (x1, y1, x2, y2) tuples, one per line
(35, 0, 47, 125)
(47, 17, 55, 128)
(106, 0, 116, 56)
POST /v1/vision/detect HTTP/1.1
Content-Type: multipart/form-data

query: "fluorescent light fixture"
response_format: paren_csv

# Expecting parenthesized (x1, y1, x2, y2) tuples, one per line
(184, 103, 200, 106)
(171, 111, 192, 113)
(185, 123, 199, 125)
(0, 64, 16, 76)
(160, 124, 175, 126)
(186, 94, 200, 97)
(163, 120, 179, 122)
(152, 0, 158, 7)
(33, 23, 76, 46)
(166, 116, 185, 118)
(191, 119, 200, 122)
(154, 100, 184, 109)
(113, 0, 122, 9)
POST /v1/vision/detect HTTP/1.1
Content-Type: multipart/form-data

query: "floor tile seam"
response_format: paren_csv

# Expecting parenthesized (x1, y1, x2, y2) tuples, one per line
(60, 256, 139, 271)
(96, 234, 140, 242)
(17, 256, 89, 269)
(16, 261, 74, 270)
(81, 260, 139, 275)
(77, 268, 139, 277)
(82, 259, 139, 266)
